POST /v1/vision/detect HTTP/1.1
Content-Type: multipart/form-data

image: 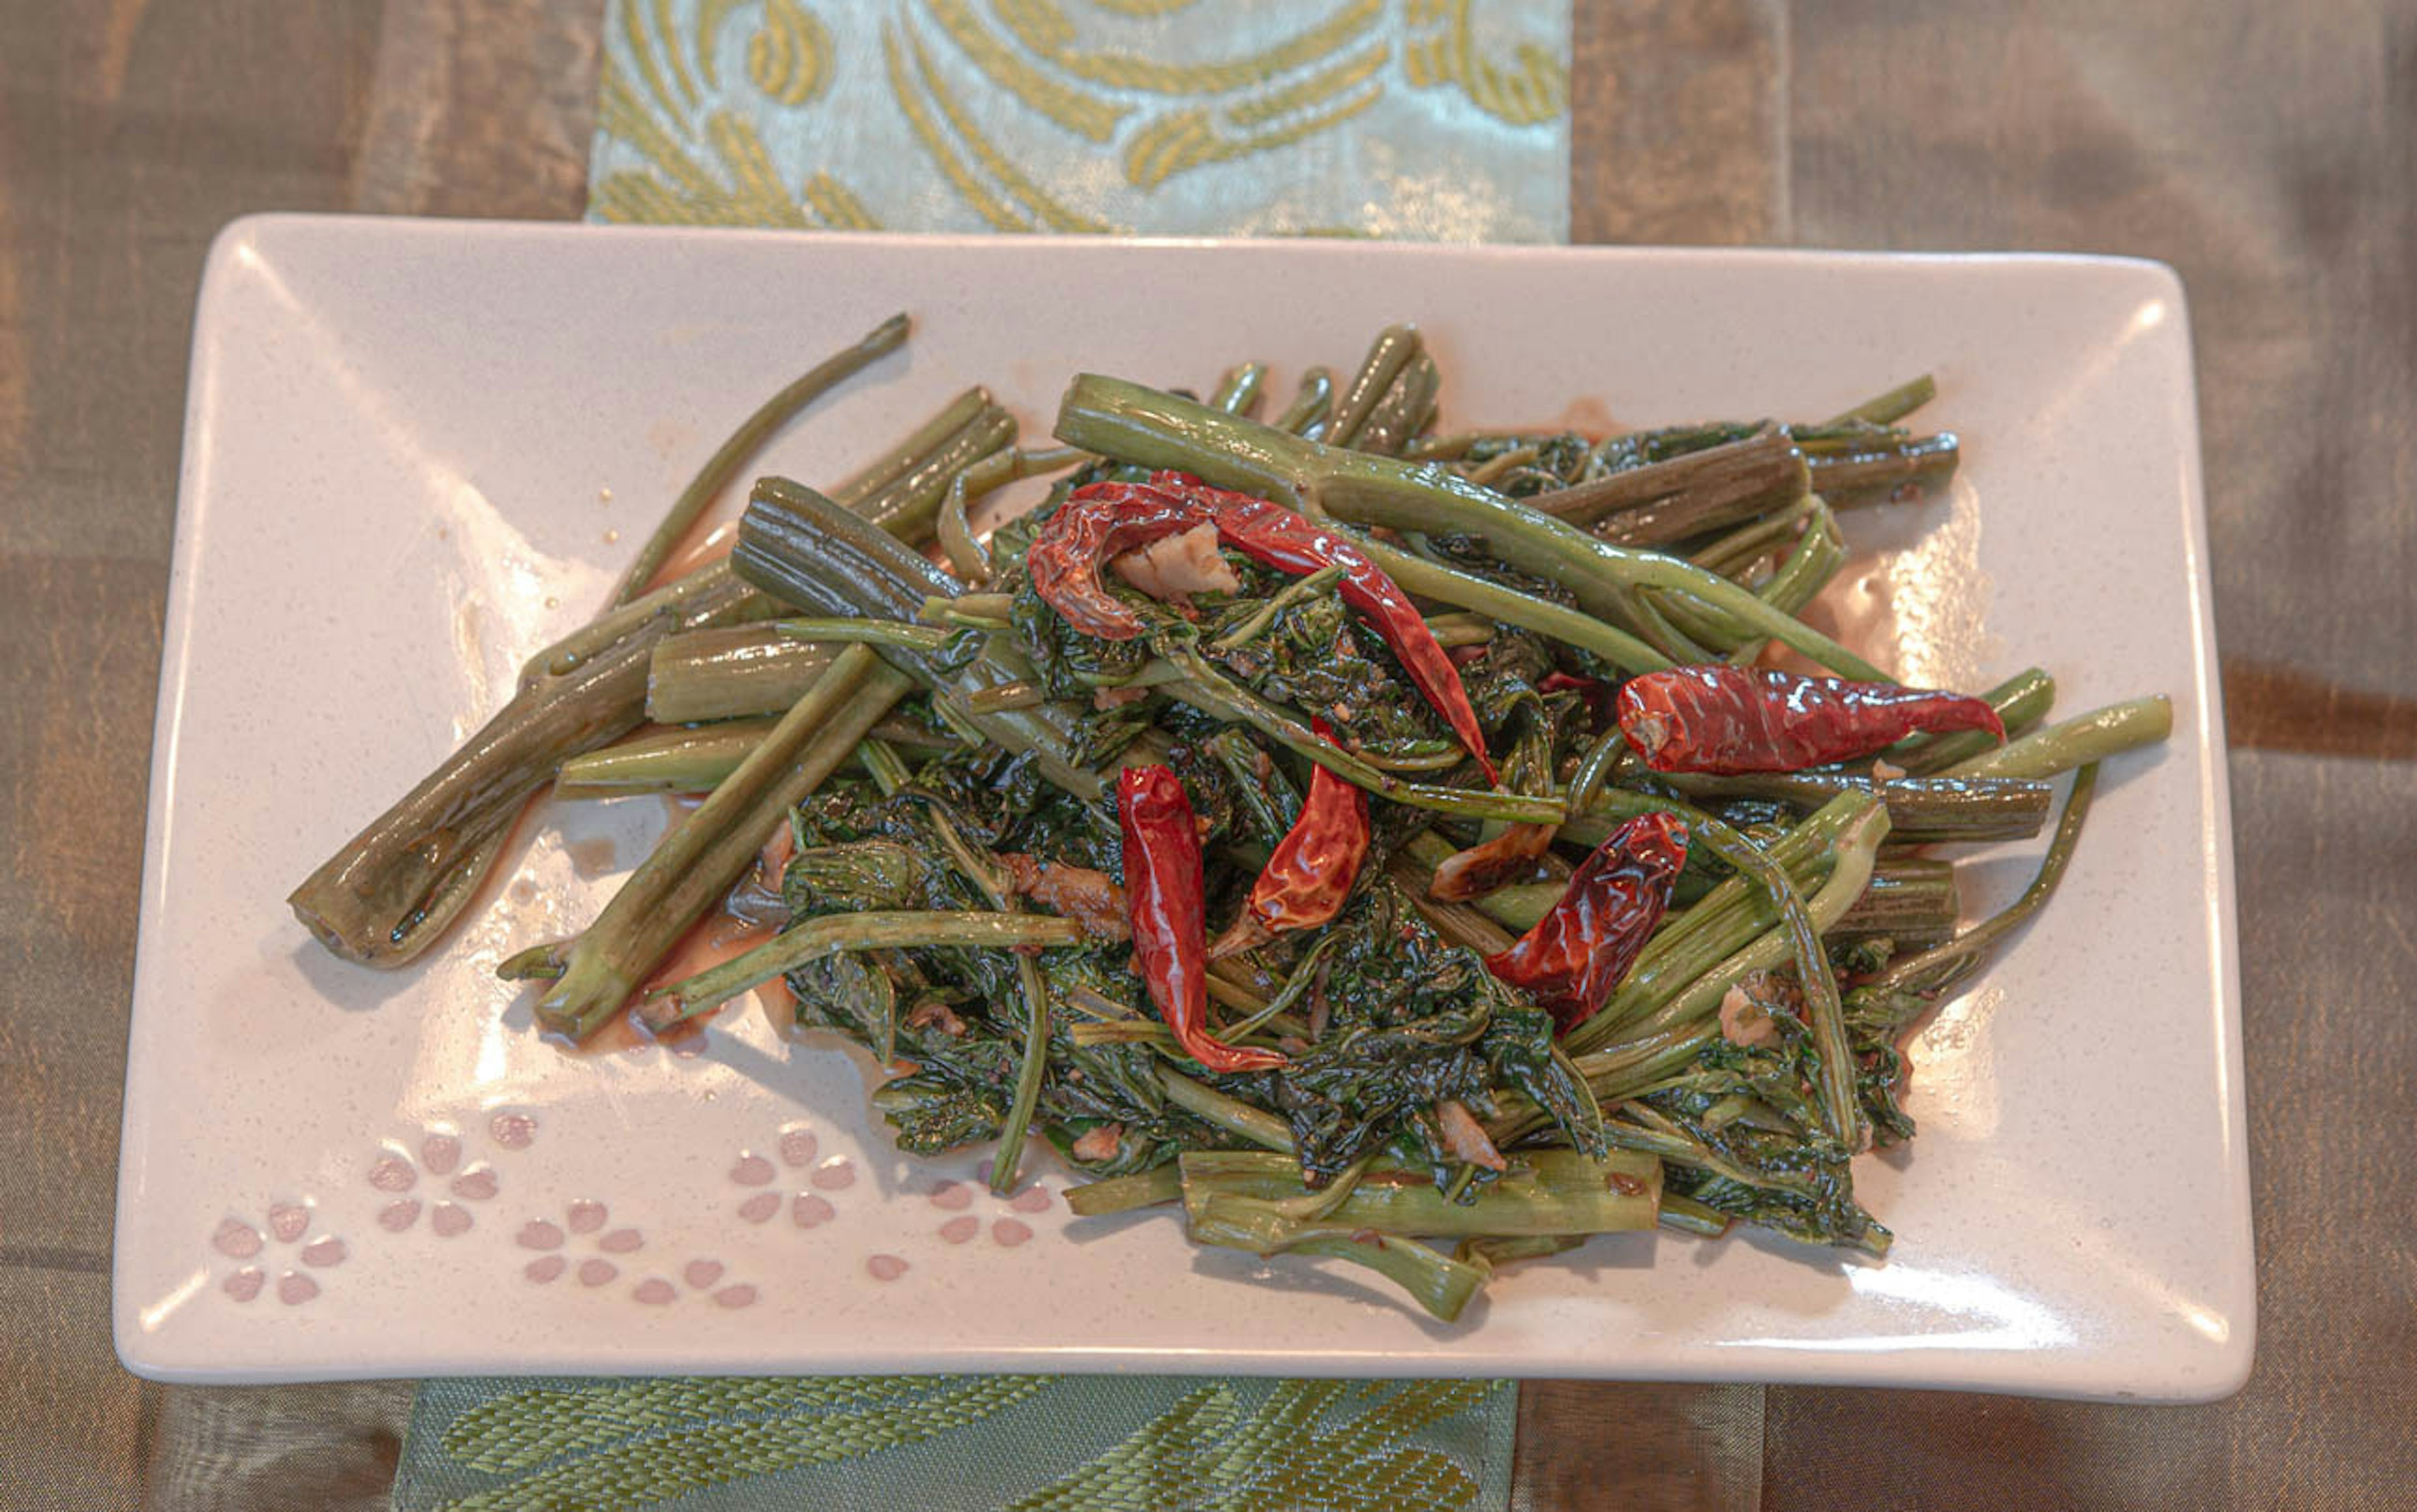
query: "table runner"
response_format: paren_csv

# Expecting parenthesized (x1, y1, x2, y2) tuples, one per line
(583, 0, 1569, 240)
(393, 3, 1567, 1507)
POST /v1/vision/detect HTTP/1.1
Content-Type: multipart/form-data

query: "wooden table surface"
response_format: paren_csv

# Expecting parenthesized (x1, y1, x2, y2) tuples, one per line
(4, 3, 2411, 1506)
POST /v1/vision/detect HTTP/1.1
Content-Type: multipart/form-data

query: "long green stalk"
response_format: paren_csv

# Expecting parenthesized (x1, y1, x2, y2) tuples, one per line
(1655, 770, 2053, 845)
(609, 313, 909, 605)
(646, 625, 836, 724)
(1157, 1066, 1295, 1153)
(769, 617, 955, 652)
(1053, 375, 1888, 677)
(1360, 541, 1670, 672)
(1159, 648, 1565, 823)
(1178, 1150, 1660, 1239)
(1892, 667, 2056, 774)
(554, 720, 778, 797)
(535, 646, 911, 1041)
(287, 565, 768, 967)
(1944, 696, 2172, 779)
(1187, 1204, 1490, 1322)
(650, 909, 1080, 1029)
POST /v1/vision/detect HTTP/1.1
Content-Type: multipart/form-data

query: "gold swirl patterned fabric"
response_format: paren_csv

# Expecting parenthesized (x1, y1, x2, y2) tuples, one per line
(585, 0, 1571, 240)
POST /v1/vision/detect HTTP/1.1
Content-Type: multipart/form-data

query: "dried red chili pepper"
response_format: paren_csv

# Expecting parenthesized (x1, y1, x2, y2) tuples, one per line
(1211, 719, 1370, 959)
(1616, 665, 2005, 775)
(1485, 812, 1689, 1034)
(1151, 472, 1497, 784)
(1032, 473, 1499, 781)
(1027, 482, 1214, 641)
(1118, 764, 1287, 1073)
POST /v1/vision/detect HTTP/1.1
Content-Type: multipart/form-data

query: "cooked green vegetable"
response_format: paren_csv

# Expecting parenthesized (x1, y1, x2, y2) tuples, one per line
(291, 319, 2169, 1322)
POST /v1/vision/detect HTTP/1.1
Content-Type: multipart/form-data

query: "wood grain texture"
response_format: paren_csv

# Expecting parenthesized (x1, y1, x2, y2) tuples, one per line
(1766, 2, 2417, 1506)
(0, 3, 595, 1508)
(1570, 0, 1789, 245)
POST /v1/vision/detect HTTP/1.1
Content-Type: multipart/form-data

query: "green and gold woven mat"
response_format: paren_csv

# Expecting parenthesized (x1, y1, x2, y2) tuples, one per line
(392, 1375, 1516, 1511)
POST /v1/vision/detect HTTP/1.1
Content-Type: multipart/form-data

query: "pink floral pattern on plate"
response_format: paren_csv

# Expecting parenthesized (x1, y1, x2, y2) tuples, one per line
(927, 1178, 1055, 1250)
(361, 1112, 537, 1238)
(210, 1200, 346, 1307)
(730, 1124, 847, 1232)
(517, 1199, 757, 1308)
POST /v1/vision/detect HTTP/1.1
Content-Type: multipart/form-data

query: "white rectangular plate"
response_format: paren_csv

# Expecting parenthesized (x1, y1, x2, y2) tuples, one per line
(116, 218, 2246, 1399)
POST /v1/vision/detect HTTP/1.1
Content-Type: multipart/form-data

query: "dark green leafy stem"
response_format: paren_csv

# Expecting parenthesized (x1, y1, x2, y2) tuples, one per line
(650, 910, 1081, 1029)
(1587, 789, 1868, 1149)
(609, 313, 909, 606)
(1156, 648, 1565, 823)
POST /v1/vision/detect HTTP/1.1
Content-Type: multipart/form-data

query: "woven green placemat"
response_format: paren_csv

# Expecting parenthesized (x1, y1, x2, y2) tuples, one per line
(392, 1375, 1516, 1511)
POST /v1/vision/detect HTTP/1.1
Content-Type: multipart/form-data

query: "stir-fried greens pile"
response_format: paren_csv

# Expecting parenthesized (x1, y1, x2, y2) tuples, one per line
(290, 316, 2173, 1321)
